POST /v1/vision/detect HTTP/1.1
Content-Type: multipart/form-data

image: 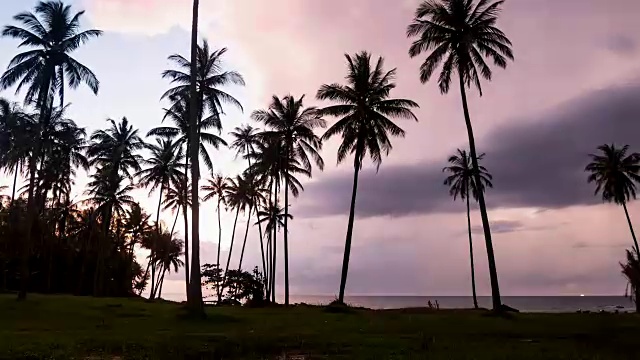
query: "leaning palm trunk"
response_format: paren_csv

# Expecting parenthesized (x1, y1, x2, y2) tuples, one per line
(11, 162, 19, 204)
(466, 191, 479, 309)
(622, 202, 640, 254)
(187, 0, 204, 315)
(150, 182, 165, 300)
(216, 199, 223, 303)
(222, 207, 241, 295)
(238, 206, 253, 270)
(284, 169, 290, 305)
(338, 153, 361, 304)
(459, 73, 501, 311)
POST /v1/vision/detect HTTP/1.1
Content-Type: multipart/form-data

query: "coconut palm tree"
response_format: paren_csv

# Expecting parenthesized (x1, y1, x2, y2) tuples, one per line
(586, 144, 640, 254)
(186, 0, 203, 314)
(237, 174, 267, 272)
(252, 95, 325, 305)
(443, 149, 492, 309)
(256, 201, 293, 301)
(317, 51, 418, 304)
(1, 1, 102, 300)
(201, 174, 230, 302)
(230, 125, 269, 284)
(154, 234, 185, 299)
(0, 99, 32, 202)
(162, 178, 192, 295)
(136, 138, 185, 299)
(407, 0, 514, 310)
(621, 249, 640, 313)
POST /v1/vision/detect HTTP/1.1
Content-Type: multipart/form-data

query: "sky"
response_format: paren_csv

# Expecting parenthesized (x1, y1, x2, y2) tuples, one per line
(1, 0, 640, 301)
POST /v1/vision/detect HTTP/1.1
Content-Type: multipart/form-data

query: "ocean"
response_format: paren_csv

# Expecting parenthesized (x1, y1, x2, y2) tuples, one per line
(287, 295, 636, 313)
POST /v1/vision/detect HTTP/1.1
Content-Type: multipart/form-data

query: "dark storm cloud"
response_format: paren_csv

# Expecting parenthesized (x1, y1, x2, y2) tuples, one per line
(605, 35, 637, 55)
(299, 82, 640, 218)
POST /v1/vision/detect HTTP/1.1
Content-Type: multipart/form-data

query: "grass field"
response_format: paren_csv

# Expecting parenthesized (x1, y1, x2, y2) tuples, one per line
(1, 295, 639, 359)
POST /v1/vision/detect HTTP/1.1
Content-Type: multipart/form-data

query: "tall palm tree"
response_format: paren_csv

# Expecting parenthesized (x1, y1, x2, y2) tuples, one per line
(237, 174, 267, 271)
(252, 95, 325, 305)
(1, 1, 102, 300)
(137, 138, 185, 299)
(201, 174, 230, 302)
(621, 249, 640, 313)
(586, 144, 640, 254)
(317, 51, 418, 304)
(187, 0, 203, 314)
(443, 149, 492, 309)
(407, 0, 514, 310)
(230, 125, 269, 284)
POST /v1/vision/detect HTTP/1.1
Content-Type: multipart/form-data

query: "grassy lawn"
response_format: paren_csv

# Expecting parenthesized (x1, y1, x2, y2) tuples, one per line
(1, 295, 639, 359)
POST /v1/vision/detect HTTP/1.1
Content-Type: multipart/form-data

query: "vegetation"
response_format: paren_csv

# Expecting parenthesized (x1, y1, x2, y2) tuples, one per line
(1, 295, 640, 359)
(407, 0, 514, 310)
(443, 149, 493, 309)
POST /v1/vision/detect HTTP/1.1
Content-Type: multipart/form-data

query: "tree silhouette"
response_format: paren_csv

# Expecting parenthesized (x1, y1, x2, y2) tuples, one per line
(407, 0, 514, 310)
(443, 149, 492, 309)
(137, 138, 185, 299)
(317, 51, 418, 304)
(621, 249, 640, 313)
(252, 95, 325, 305)
(1, 0, 102, 300)
(586, 144, 640, 254)
(201, 174, 230, 302)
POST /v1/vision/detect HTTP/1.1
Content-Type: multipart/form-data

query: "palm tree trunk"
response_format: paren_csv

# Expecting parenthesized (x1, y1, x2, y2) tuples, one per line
(183, 142, 191, 304)
(139, 261, 151, 296)
(187, 0, 204, 316)
(257, 208, 267, 291)
(158, 268, 167, 299)
(150, 182, 165, 300)
(216, 200, 223, 304)
(152, 263, 164, 299)
(284, 171, 290, 306)
(271, 181, 279, 303)
(458, 73, 501, 311)
(11, 162, 19, 203)
(238, 206, 253, 271)
(223, 208, 241, 285)
(623, 202, 640, 254)
(466, 194, 479, 309)
(338, 157, 361, 304)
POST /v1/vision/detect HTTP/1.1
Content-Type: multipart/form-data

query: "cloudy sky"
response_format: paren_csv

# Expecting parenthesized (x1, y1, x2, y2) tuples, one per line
(1, 0, 640, 301)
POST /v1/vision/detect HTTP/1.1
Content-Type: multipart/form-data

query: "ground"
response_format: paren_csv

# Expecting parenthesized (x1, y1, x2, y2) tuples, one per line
(1, 295, 639, 359)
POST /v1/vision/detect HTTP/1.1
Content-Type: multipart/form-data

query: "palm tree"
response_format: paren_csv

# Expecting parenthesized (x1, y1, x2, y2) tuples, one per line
(230, 125, 269, 283)
(443, 149, 493, 309)
(252, 95, 325, 305)
(154, 234, 185, 299)
(220, 174, 253, 300)
(201, 174, 230, 302)
(187, 0, 203, 314)
(137, 138, 185, 299)
(1, 1, 102, 300)
(586, 144, 640, 254)
(621, 249, 640, 313)
(317, 51, 418, 304)
(256, 201, 293, 301)
(237, 174, 267, 272)
(407, 0, 514, 310)
(0, 99, 33, 202)
(163, 178, 192, 296)
(87, 117, 144, 231)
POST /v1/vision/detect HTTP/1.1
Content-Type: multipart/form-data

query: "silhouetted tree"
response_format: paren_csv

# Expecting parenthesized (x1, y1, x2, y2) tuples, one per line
(621, 249, 640, 313)
(586, 144, 640, 254)
(317, 51, 418, 304)
(407, 0, 514, 310)
(443, 149, 492, 309)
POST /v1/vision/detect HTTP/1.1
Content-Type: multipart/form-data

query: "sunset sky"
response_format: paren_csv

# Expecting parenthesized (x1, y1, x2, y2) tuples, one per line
(1, 0, 640, 300)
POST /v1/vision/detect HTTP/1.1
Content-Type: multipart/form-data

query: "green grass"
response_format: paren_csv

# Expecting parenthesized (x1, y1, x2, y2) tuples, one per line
(1, 295, 639, 359)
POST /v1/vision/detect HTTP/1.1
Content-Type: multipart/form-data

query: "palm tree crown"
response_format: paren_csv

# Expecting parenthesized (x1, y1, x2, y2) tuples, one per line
(137, 138, 185, 195)
(317, 51, 419, 169)
(406, 0, 514, 95)
(443, 149, 493, 201)
(87, 117, 145, 180)
(1, 0, 102, 106)
(586, 144, 640, 205)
